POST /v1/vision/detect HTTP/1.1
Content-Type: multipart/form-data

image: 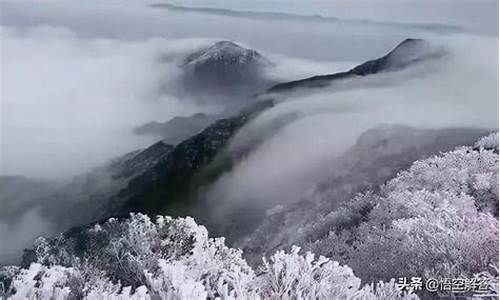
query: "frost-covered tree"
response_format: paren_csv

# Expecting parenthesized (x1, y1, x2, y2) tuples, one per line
(307, 136, 499, 291)
(347, 191, 498, 282)
(384, 146, 498, 215)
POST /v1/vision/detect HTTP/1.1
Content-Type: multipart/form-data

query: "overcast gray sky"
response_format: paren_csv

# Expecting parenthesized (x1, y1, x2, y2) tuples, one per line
(169, 0, 498, 35)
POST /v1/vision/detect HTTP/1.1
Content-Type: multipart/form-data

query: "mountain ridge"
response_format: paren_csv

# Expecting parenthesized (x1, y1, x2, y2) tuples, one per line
(266, 38, 444, 93)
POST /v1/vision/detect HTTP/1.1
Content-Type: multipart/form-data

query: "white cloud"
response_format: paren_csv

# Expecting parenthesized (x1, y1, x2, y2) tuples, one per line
(206, 35, 498, 209)
(1, 26, 206, 179)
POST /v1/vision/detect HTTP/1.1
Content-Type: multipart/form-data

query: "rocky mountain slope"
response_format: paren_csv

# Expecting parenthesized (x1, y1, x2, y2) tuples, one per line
(133, 113, 218, 145)
(37, 141, 174, 232)
(99, 100, 274, 222)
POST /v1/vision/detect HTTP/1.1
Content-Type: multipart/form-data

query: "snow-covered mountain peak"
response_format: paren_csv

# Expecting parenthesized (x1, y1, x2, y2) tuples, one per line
(185, 40, 266, 67)
(182, 40, 271, 90)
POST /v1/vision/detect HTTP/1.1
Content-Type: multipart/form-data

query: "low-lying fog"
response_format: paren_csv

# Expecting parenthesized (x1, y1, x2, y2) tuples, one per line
(0, 0, 498, 264)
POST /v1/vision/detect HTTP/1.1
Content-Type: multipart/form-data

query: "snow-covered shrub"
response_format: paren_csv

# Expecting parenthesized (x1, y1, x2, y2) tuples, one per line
(258, 246, 361, 299)
(3, 262, 147, 300)
(0, 266, 20, 299)
(143, 260, 207, 299)
(3, 214, 258, 299)
(3, 214, 417, 299)
(8, 263, 75, 300)
(150, 216, 258, 299)
(475, 132, 499, 151)
(473, 265, 499, 296)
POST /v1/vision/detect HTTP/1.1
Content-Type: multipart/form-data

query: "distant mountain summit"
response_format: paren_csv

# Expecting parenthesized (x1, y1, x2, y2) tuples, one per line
(185, 41, 265, 68)
(268, 38, 444, 93)
(183, 41, 271, 89)
(350, 38, 439, 75)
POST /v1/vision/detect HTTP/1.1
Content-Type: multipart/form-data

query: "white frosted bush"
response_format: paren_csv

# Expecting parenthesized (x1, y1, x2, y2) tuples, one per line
(258, 246, 361, 299)
(475, 132, 499, 150)
(2, 215, 416, 299)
